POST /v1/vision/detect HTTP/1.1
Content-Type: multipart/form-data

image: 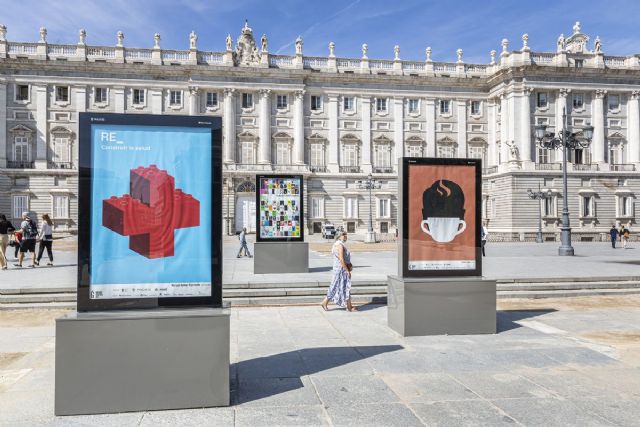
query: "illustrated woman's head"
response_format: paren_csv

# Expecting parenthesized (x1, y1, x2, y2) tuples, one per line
(420, 179, 466, 243)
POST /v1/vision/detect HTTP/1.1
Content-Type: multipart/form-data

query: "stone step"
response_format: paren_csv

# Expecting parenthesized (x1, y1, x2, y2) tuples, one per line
(496, 281, 640, 291)
(0, 286, 76, 295)
(0, 293, 77, 304)
(222, 280, 387, 289)
(0, 301, 76, 311)
(498, 288, 640, 299)
(223, 285, 386, 298)
(227, 294, 387, 307)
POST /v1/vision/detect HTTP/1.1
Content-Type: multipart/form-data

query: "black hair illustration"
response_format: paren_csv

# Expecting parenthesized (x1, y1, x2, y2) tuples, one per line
(422, 179, 465, 219)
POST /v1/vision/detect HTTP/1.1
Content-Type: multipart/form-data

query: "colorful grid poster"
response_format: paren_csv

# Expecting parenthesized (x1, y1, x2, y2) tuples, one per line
(256, 175, 304, 242)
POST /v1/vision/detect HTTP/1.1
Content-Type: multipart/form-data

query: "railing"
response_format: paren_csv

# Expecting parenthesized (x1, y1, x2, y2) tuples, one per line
(224, 163, 274, 172)
(87, 46, 116, 59)
(535, 163, 562, 170)
(125, 49, 153, 60)
(604, 56, 627, 68)
(339, 166, 361, 173)
(369, 60, 394, 70)
(273, 164, 309, 172)
(402, 61, 425, 71)
(611, 163, 635, 171)
(373, 167, 394, 174)
(433, 62, 457, 72)
(482, 166, 498, 175)
(48, 161, 74, 169)
(310, 166, 328, 173)
(269, 55, 294, 68)
(7, 42, 38, 55)
(47, 44, 77, 56)
(161, 50, 189, 62)
(7, 161, 35, 169)
(336, 58, 361, 69)
(573, 163, 599, 171)
(465, 64, 487, 74)
(303, 56, 328, 69)
(531, 52, 555, 64)
(198, 51, 224, 64)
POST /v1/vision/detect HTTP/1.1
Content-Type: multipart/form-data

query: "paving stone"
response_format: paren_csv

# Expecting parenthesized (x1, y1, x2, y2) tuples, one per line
(380, 373, 478, 403)
(491, 397, 615, 427)
(410, 400, 518, 426)
(451, 371, 554, 399)
(325, 403, 424, 427)
(45, 412, 145, 427)
(235, 377, 321, 407)
(235, 405, 329, 427)
(311, 375, 400, 406)
(138, 407, 235, 426)
(236, 352, 306, 379)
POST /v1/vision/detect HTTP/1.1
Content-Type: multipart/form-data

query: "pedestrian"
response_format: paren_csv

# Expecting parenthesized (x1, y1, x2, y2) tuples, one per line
(36, 213, 54, 266)
(237, 227, 252, 258)
(620, 225, 627, 249)
(481, 223, 488, 256)
(609, 225, 619, 249)
(0, 214, 16, 270)
(12, 229, 23, 260)
(15, 212, 38, 268)
(623, 226, 631, 249)
(321, 231, 357, 312)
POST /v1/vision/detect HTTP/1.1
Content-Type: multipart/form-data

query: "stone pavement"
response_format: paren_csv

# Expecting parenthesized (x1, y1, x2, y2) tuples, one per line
(3, 237, 640, 293)
(1, 296, 640, 426)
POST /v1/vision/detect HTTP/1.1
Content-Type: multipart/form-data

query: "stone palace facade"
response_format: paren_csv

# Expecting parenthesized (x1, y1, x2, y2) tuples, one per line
(1, 21, 639, 241)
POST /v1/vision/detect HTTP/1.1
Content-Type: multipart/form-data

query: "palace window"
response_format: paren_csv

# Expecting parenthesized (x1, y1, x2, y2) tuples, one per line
(581, 195, 594, 217)
(536, 92, 548, 108)
(470, 100, 481, 115)
(618, 196, 633, 217)
(52, 135, 71, 164)
(408, 99, 419, 114)
(375, 98, 388, 113)
(575, 59, 584, 68)
(276, 94, 288, 109)
(543, 196, 557, 217)
(132, 89, 145, 105)
(15, 84, 29, 101)
(571, 148, 591, 165)
(311, 95, 322, 111)
(206, 92, 218, 108)
(275, 141, 291, 164)
(343, 97, 354, 112)
(240, 141, 256, 164)
(14, 136, 29, 162)
(537, 147, 552, 164)
(310, 142, 325, 167)
(52, 195, 69, 219)
(439, 99, 451, 114)
(169, 90, 182, 106)
(608, 136, 626, 164)
(12, 195, 28, 220)
(343, 197, 358, 219)
(377, 198, 390, 219)
(342, 144, 359, 167)
(573, 93, 584, 109)
(373, 143, 391, 168)
(242, 93, 253, 109)
(311, 197, 325, 219)
(406, 143, 423, 158)
(94, 87, 108, 104)
(55, 86, 69, 103)
(608, 94, 620, 111)
(468, 143, 487, 164)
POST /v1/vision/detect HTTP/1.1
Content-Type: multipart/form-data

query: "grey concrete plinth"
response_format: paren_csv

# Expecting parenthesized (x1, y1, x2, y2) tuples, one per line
(55, 308, 230, 416)
(254, 242, 309, 274)
(387, 275, 496, 336)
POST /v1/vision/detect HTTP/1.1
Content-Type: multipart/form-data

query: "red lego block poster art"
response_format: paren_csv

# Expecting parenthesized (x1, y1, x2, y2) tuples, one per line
(102, 165, 200, 259)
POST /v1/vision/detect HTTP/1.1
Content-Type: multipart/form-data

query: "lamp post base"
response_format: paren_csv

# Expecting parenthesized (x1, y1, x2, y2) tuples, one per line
(365, 231, 377, 243)
(536, 233, 543, 243)
(558, 245, 574, 256)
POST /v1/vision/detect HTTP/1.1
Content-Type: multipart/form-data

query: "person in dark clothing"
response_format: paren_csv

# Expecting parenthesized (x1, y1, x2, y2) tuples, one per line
(609, 225, 619, 249)
(0, 214, 16, 270)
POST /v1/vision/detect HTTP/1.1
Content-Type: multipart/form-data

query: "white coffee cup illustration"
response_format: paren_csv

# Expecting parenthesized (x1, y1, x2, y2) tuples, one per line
(421, 217, 466, 243)
(421, 179, 467, 243)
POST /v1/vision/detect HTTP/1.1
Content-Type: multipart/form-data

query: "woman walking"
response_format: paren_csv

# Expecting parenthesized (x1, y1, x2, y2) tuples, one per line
(321, 231, 357, 311)
(36, 214, 54, 266)
(0, 214, 16, 270)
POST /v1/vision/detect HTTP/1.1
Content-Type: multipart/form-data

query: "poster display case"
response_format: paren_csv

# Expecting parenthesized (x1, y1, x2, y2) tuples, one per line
(255, 175, 304, 242)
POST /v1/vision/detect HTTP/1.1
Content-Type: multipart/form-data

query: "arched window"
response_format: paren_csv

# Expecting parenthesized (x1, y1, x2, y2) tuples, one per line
(236, 180, 256, 193)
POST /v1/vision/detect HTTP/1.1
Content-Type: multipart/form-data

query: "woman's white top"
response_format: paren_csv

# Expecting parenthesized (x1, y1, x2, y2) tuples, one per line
(39, 223, 53, 240)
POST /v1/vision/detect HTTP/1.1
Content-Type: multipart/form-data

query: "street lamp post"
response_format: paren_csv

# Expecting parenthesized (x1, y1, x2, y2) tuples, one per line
(357, 173, 381, 243)
(534, 107, 594, 256)
(527, 184, 552, 243)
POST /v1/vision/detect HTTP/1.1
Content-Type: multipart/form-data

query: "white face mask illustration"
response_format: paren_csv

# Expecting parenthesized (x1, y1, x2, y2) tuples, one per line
(421, 217, 466, 243)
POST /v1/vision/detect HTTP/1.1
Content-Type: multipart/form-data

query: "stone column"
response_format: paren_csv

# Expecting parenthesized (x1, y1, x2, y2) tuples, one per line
(456, 99, 467, 157)
(258, 89, 271, 164)
(35, 84, 48, 169)
(0, 83, 6, 168)
(188, 87, 199, 116)
(327, 93, 339, 172)
(555, 89, 569, 164)
(519, 88, 533, 166)
(293, 90, 305, 165)
(74, 86, 87, 169)
(223, 88, 236, 163)
(628, 91, 640, 165)
(592, 89, 606, 164)
(113, 86, 125, 114)
(150, 89, 163, 115)
(394, 97, 404, 163)
(361, 96, 372, 172)
(487, 99, 497, 167)
(425, 98, 436, 157)
(499, 94, 509, 165)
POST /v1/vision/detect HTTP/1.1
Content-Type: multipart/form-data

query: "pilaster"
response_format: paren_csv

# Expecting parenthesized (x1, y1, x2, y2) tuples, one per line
(74, 85, 87, 113)
(519, 88, 533, 167)
(113, 86, 125, 114)
(0, 83, 6, 167)
(35, 84, 48, 169)
(258, 89, 271, 164)
(394, 97, 404, 163)
(293, 90, 305, 165)
(456, 99, 467, 157)
(361, 97, 372, 172)
(499, 94, 509, 168)
(223, 88, 236, 163)
(327, 93, 339, 172)
(555, 89, 570, 163)
(628, 91, 640, 165)
(150, 88, 163, 115)
(592, 89, 606, 164)
(188, 86, 199, 115)
(487, 99, 497, 167)
(425, 98, 436, 157)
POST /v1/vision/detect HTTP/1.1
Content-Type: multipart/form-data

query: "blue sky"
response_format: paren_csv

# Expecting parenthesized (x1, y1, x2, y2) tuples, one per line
(3, 0, 640, 63)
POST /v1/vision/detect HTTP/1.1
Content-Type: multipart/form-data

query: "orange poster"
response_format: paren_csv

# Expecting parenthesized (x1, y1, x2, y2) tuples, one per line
(406, 162, 479, 273)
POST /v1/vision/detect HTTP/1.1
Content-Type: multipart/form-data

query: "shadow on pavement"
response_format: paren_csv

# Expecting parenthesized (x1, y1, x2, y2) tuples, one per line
(232, 344, 403, 404)
(353, 302, 386, 311)
(497, 309, 556, 332)
(308, 266, 333, 273)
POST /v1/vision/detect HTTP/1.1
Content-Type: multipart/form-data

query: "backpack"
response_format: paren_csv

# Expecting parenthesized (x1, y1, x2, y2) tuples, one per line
(25, 220, 38, 239)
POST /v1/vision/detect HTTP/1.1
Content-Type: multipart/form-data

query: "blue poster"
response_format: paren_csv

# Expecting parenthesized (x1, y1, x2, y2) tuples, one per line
(89, 124, 212, 299)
